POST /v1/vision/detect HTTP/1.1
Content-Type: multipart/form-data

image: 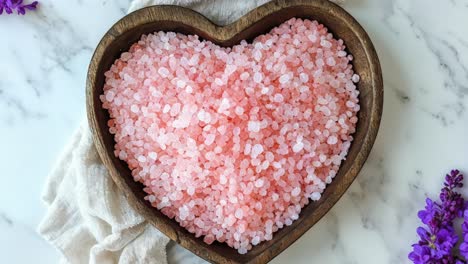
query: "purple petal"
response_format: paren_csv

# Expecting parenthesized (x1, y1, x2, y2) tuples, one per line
(416, 227, 430, 241)
(22, 0, 37, 10)
(460, 242, 468, 252)
(409, 244, 433, 264)
(16, 6, 24, 14)
(5, 0, 15, 7)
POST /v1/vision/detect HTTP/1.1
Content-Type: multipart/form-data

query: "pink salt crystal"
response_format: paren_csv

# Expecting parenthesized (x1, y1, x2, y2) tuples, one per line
(148, 195, 156, 203)
(251, 159, 261, 166)
(254, 178, 264, 188)
(121, 52, 132, 61)
(273, 94, 284, 103)
(310, 192, 321, 201)
(279, 74, 290, 84)
(187, 186, 195, 195)
(158, 67, 170, 77)
(214, 78, 224, 86)
(204, 134, 216, 145)
(292, 141, 304, 153)
(252, 236, 260, 245)
(299, 73, 309, 83)
(118, 150, 127, 160)
(137, 155, 146, 162)
(261, 160, 270, 170)
(247, 121, 261, 133)
(253, 72, 263, 83)
(102, 17, 359, 254)
(272, 193, 279, 201)
(235, 208, 244, 219)
(238, 248, 248, 254)
(265, 152, 274, 162)
(253, 50, 262, 61)
(218, 98, 230, 113)
(240, 72, 249, 80)
(217, 125, 227, 135)
(244, 144, 252, 155)
(327, 136, 338, 145)
(105, 91, 115, 102)
(352, 74, 360, 83)
(204, 235, 215, 245)
(235, 106, 244, 115)
(220, 175, 228, 184)
(197, 110, 211, 123)
(130, 105, 139, 113)
(148, 152, 158, 160)
(251, 144, 264, 158)
(291, 187, 301, 196)
(176, 79, 186, 88)
(162, 104, 170, 113)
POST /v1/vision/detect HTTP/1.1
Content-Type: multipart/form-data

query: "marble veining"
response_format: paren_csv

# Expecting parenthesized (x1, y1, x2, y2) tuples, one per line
(0, 212, 13, 226)
(1, 0, 468, 263)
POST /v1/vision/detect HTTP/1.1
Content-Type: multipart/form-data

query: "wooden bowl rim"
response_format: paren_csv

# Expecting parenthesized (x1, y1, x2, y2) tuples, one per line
(86, 0, 383, 263)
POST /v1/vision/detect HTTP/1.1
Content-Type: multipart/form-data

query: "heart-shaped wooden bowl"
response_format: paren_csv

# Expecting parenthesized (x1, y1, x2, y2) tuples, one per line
(86, 0, 383, 263)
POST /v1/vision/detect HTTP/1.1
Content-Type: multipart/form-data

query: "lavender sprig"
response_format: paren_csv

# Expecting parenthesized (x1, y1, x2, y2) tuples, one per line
(0, 0, 38, 15)
(441, 170, 465, 223)
(409, 170, 466, 263)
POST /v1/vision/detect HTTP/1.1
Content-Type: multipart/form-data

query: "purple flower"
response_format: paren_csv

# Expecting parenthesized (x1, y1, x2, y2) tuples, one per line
(409, 170, 466, 264)
(460, 210, 468, 259)
(433, 228, 458, 257)
(440, 170, 465, 223)
(0, 0, 38, 15)
(409, 245, 432, 264)
(418, 198, 438, 225)
(440, 255, 468, 264)
(444, 170, 464, 189)
(412, 226, 458, 260)
(416, 227, 432, 244)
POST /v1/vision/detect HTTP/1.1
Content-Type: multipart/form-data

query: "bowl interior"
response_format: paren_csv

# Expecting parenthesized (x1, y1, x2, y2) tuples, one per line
(87, 1, 382, 263)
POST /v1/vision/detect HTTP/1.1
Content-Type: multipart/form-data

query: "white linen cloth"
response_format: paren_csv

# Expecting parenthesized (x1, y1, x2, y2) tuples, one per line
(38, 0, 345, 263)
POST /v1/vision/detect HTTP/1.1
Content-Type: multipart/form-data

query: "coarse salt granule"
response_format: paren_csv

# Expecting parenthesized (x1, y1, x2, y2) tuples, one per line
(102, 17, 359, 254)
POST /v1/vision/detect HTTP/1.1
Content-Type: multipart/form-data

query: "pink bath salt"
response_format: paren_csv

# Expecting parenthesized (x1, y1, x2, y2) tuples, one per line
(102, 17, 359, 254)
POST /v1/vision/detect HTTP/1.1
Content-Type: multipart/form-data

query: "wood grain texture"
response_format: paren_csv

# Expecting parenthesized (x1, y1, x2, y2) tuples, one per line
(86, 0, 383, 263)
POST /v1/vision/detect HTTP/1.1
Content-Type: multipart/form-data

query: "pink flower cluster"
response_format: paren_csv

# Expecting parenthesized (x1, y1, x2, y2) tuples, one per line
(101, 18, 359, 254)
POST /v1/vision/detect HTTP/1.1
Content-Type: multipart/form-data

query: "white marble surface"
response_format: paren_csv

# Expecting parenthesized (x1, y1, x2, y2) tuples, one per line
(1, 0, 468, 263)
